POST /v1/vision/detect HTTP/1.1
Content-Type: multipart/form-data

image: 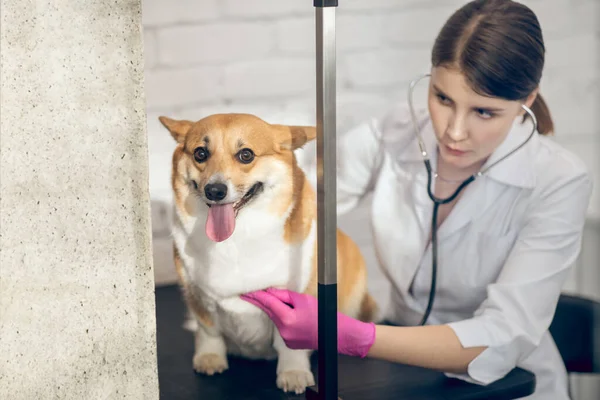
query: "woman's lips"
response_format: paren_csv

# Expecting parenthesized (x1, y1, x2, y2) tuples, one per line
(444, 144, 468, 156)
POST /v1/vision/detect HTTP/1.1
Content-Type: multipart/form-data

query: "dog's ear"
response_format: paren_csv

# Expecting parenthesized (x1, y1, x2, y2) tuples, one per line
(158, 116, 193, 144)
(274, 125, 317, 151)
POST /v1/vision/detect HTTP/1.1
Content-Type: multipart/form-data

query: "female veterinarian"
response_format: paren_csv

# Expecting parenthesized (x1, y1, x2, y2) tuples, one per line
(242, 1, 593, 398)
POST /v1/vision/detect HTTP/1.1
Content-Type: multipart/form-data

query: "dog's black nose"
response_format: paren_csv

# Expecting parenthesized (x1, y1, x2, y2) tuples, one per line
(204, 183, 228, 201)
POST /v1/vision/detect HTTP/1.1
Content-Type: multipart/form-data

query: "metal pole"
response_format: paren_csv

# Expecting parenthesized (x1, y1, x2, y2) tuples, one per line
(306, 1, 339, 399)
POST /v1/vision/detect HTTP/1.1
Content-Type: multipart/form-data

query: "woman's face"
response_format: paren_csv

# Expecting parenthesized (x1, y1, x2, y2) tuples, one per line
(427, 66, 537, 171)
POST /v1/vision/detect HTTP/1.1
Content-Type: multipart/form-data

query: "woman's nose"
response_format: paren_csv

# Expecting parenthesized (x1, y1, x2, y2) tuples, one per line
(446, 113, 468, 141)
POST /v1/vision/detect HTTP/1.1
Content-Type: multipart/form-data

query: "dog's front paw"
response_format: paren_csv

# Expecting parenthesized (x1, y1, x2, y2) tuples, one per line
(276, 370, 315, 394)
(193, 353, 229, 376)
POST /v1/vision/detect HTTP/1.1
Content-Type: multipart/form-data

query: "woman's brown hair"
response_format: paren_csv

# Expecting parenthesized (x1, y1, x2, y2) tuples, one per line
(431, 0, 554, 135)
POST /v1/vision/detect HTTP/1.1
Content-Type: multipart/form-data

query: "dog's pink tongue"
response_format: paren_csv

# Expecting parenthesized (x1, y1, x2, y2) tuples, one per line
(206, 204, 235, 242)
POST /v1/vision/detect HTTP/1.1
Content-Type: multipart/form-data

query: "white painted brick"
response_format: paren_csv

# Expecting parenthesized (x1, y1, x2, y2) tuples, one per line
(221, 0, 309, 18)
(280, 91, 388, 133)
(540, 65, 599, 137)
(522, 0, 600, 39)
(545, 33, 598, 71)
(338, 14, 385, 51)
(383, 81, 413, 108)
(341, 0, 465, 12)
(380, 0, 599, 46)
(144, 66, 222, 109)
(262, 106, 316, 129)
(146, 110, 178, 202)
(343, 48, 431, 88)
(143, 29, 158, 69)
(341, 0, 399, 10)
(382, 6, 457, 46)
(337, 92, 389, 132)
(152, 235, 177, 286)
(223, 58, 315, 100)
(142, 0, 219, 26)
(276, 14, 384, 55)
(279, 97, 317, 124)
(156, 22, 275, 66)
(341, 0, 427, 11)
(275, 18, 314, 54)
(175, 102, 285, 121)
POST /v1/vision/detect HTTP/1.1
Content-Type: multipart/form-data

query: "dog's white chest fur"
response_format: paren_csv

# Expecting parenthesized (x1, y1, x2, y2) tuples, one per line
(173, 203, 315, 359)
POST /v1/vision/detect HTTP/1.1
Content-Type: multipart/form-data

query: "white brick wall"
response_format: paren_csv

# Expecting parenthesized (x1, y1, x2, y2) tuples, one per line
(221, 0, 310, 18)
(142, 0, 219, 26)
(143, 1, 599, 396)
(143, 0, 599, 213)
(141, 0, 600, 267)
(156, 22, 275, 66)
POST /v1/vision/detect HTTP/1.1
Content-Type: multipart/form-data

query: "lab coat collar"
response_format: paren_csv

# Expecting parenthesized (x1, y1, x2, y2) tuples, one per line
(480, 117, 538, 188)
(391, 115, 538, 189)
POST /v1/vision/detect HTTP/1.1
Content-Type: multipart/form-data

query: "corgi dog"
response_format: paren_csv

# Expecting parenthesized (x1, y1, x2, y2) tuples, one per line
(158, 113, 377, 394)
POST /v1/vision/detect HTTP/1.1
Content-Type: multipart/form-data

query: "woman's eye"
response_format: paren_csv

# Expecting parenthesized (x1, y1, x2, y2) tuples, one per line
(194, 147, 209, 163)
(237, 148, 255, 164)
(437, 94, 450, 105)
(476, 109, 493, 119)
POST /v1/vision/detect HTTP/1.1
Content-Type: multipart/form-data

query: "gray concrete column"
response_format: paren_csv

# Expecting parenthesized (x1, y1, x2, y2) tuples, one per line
(0, 1, 159, 398)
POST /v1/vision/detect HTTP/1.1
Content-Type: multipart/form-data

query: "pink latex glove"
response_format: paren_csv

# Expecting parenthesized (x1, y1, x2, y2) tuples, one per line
(240, 287, 376, 358)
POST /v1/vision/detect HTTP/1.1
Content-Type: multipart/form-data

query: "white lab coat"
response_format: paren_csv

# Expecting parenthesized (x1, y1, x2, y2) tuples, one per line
(330, 102, 593, 399)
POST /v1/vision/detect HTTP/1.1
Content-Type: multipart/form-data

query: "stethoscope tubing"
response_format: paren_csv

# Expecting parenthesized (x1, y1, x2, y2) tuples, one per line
(408, 73, 539, 325)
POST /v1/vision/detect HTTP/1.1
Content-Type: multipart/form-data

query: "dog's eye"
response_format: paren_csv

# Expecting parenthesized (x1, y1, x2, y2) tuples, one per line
(194, 147, 209, 163)
(237, 148, 254, 164)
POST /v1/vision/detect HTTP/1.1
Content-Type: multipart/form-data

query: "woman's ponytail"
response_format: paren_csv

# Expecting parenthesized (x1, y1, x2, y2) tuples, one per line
(527, 93, 554, 135)
(431, 1, 554, 136)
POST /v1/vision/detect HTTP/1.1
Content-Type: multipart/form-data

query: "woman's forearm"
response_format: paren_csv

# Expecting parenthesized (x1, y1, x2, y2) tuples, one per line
(366, 324, 486, 374)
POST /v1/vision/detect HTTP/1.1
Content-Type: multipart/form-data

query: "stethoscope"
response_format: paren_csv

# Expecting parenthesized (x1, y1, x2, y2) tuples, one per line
(407, 73, 538, 325)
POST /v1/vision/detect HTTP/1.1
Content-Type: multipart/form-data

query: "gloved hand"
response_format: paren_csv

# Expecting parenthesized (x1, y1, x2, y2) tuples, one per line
(240, 288, 376, 358)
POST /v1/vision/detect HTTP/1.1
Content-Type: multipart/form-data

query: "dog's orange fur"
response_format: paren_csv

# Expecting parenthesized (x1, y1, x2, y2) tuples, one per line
(173, 244, 214, 327)
(159, 113, 378, 392)
(161, 112, 377, 324)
